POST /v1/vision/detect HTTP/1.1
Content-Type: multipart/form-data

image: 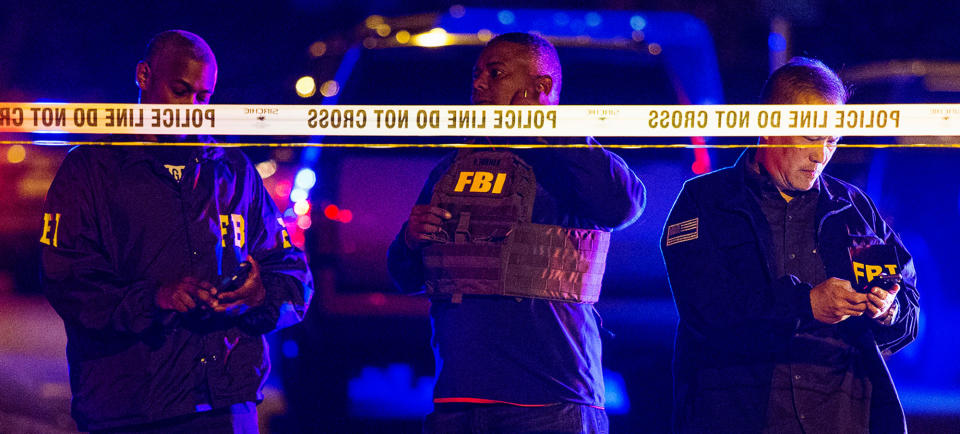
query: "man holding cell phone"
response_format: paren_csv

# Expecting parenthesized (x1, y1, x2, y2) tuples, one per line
(40, 30, 313, 433)
(661, 58, 919, 433)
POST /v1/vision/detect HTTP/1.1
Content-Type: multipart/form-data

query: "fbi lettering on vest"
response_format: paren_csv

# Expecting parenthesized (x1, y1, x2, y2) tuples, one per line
(453, 171, 508, 194)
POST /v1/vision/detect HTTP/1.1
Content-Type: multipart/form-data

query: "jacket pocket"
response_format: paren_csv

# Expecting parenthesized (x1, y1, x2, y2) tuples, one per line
(716, 227, 766, 281)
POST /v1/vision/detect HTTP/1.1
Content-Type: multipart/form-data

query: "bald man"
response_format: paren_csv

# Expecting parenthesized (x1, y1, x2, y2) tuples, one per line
(40, 30, 313, 433)
(388, 32, 645, 433)
(137, 30, 217, 106)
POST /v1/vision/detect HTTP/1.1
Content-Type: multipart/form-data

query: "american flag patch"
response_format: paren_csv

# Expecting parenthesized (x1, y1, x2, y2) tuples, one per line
(665, 218, 699, 246)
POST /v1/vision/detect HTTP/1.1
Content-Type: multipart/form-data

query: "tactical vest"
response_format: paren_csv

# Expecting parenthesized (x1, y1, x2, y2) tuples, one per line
(422, 150, 609, 303)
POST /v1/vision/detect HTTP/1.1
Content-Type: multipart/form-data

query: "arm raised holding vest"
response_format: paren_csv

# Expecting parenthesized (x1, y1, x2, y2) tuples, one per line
(513, 146, 645, 230)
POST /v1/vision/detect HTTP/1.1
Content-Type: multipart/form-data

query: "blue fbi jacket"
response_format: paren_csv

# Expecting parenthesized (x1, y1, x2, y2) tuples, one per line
(387, 143, 645, 407)
(40, 146, 314, 431)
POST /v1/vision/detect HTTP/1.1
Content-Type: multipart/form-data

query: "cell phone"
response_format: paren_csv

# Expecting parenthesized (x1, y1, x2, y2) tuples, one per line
(160, 262, 253, 328)
(865, 273, 901, 293)
(217, 261, 252, 293)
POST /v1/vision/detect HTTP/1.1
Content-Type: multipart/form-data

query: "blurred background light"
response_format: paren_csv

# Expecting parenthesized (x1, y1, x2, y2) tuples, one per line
(320, 80, 340, 97)
(295, 76, 317, 98)
(411, 28, 450, 47)
(6, 145, 26, 164)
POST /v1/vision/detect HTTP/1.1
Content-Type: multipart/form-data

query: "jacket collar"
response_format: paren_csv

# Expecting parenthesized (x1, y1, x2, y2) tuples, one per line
(723, 149, 850, 213)
(718, 150, 759, 213)
(118, 135, 224, 168)
(817, 172, 850, 208)
(815, 174, 853, 237)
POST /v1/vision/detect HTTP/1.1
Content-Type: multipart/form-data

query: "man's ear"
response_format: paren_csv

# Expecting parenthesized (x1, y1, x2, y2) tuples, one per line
(136, 61, 151, 91)
(534, 75, 553, 97)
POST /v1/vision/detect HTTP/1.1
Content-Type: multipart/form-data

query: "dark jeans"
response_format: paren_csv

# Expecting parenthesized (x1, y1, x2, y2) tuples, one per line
(90, 402, 258, 434)
(424, 403, 608, 434)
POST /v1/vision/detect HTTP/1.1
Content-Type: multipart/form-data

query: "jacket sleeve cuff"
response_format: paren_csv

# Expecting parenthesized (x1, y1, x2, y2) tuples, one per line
(874, 299, 899, 326)
(238, 273, 288, 335)
(116, 280, 163, 334)
(386, 225, 427, 294)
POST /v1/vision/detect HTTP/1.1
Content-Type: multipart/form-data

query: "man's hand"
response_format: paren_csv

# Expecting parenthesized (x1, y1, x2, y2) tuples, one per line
(156, 277, 217, 313)
(214, 256, 265, 317)
(866, 283, 900, 319)
(404, 205, 452, 250)
(809, 277, 868, 324)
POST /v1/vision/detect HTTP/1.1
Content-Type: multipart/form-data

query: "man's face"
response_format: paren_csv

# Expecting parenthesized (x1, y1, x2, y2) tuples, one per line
(138, 53, 217, 105)
(471, 42, 537, 105)
(759, 93, 842, 191)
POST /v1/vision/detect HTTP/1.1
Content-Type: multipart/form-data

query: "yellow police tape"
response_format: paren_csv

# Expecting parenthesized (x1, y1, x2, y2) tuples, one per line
(3, 141, 960, 149)
(1, 103, 958, 139)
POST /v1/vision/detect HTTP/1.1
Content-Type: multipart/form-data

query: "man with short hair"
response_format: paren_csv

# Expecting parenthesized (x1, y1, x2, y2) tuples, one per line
(662, 57, 918, 433)
(388, 32, 645, 433)
(137, 29, 217, 107)
(41, 30, 313, 433)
